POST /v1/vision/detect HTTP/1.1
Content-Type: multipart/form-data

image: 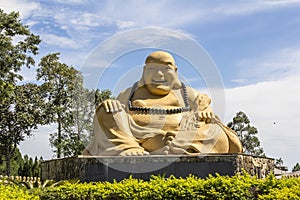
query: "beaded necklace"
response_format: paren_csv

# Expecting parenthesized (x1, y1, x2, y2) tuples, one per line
(128, 82, 190, 114)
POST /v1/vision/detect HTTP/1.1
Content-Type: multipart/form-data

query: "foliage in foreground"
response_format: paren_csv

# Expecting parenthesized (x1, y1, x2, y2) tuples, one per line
(0, 184, 39, 200)
(0, 173, 300, 200)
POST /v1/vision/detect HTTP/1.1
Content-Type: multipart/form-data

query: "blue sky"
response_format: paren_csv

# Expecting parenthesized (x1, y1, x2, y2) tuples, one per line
(1, 0, 300, 170)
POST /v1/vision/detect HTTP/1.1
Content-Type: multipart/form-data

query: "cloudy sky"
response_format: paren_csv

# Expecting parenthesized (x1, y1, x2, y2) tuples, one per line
(1, 0, 300, 170)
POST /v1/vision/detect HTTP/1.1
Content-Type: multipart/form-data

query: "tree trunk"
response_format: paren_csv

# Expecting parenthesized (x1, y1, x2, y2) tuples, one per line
(57, 113, 61, 158)
(5, 145, 11, 176)
(76, 106, 80, 141)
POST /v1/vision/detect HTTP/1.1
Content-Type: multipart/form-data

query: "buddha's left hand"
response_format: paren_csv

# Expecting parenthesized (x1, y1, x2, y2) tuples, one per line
(196, 111, 215, 123)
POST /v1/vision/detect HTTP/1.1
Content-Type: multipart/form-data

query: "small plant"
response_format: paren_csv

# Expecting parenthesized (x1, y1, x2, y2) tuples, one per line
(0, 175, 76, 189)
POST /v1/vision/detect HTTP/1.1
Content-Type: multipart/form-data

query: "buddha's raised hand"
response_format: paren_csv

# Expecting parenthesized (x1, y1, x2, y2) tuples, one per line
(102, 99, 123, 113)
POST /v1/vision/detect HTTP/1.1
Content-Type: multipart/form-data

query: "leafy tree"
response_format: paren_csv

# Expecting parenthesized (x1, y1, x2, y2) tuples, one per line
(37, 53, 112, 157)
(32, 156, 43, 177)
(0, 9, 41, 175)
(18, 155, 43, 177)
(37, 53, 83, 158)
(94, 89, 112, 105)
(0, 148, 23, 176)
(0, 9, 40, 100)
(292, 163, 300, 172)
(0, 84, 45, 176)
(18, 155, 33, 177)
(85, 89, 112, 140)
(59, 88, 112, 157)
(227, 111, 264, 156)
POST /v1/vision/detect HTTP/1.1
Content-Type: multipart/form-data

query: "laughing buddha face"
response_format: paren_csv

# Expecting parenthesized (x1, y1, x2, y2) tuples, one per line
(142, 51, 179, 96)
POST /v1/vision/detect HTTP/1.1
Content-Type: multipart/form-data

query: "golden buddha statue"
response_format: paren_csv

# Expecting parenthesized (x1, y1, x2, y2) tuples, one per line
(83, 51, 242, 156)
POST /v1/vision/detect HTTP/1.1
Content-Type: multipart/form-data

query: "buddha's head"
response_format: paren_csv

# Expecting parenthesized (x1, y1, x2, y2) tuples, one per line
(140, 51, 181, 95)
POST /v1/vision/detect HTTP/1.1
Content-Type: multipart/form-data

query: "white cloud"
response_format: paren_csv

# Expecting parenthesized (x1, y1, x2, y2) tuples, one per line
(3, 0, 300, 52)
(81, 27, 195, 68)
(226, 46, 300, 169)
(265, 0, 300, 5)
(4, 0, 299, 53)
(212, 0, 300, 17)
(116, 20, 135, 29)
(225, 73, 300, 170)
(54, 0, 86, 3)
(231, 79, 248, 83)
(40, 34, 79, 49)
(69, 13, 102, 28)
(235, 48, 300, 82)
(88, 0, 300, 28)
(0, 0, 40, 19)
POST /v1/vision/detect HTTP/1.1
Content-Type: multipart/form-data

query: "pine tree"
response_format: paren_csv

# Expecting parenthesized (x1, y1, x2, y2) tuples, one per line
(292, 163, 300, 172)
(227, 111, 264, 156)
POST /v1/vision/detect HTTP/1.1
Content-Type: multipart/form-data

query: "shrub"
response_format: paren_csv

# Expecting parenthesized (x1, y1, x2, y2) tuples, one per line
(0, 184, 39, 200)
(39, 174, 300, 200)
(1, 173, 300, 199)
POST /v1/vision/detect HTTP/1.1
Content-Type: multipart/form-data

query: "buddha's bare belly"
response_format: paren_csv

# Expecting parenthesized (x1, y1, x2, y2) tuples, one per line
(131, 112, 182, 131)
(130, 91, 184, 131)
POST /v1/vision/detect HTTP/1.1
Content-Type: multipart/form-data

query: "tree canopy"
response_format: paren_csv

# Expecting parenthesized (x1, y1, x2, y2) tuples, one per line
(227, 111, 265, 156)
(37, 53, 112, 158)
(37, 53, 84, 158)
(0, 9, 42, 176)
(0, 9, 40, 99)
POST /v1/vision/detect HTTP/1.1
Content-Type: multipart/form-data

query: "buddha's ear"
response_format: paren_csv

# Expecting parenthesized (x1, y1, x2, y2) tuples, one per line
(174, 66, 178, 72)
(137, 66, 146, 87)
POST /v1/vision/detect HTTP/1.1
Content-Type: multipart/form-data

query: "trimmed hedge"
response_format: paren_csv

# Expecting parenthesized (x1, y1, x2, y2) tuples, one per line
(1, 173, 300, 199)
(0, 184, 39, 200)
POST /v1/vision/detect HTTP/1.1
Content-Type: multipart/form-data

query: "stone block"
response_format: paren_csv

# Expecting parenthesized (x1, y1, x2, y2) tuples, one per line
(41, 153, 274, 182)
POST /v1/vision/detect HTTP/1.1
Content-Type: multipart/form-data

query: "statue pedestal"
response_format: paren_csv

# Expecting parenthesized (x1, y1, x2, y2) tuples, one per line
(41, 154, 274, 182)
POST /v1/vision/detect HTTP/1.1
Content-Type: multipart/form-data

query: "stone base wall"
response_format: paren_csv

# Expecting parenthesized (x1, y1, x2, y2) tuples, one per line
(41, 154, 274, 182)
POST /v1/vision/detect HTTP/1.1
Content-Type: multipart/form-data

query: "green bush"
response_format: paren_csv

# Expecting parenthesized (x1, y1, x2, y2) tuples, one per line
(0, 184, 39, 200)
(257, 176, 300, 200)
(39, 174, 300, 200)
(1, 173, 300, 199)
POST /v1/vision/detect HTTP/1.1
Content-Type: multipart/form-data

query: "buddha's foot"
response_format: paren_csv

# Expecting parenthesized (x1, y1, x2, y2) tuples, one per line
(119, 148, 150, 156)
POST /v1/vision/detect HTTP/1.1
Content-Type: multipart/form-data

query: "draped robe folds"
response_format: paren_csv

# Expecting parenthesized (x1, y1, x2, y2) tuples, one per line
(85, 85, 242, 156)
